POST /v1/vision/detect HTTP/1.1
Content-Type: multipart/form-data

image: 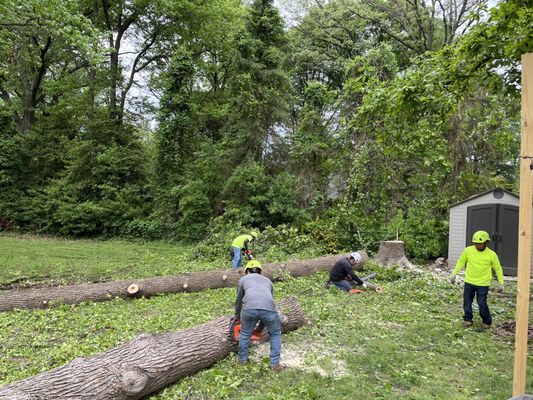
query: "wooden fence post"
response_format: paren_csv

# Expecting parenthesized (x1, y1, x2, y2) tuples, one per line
(512, 52, 533, 397)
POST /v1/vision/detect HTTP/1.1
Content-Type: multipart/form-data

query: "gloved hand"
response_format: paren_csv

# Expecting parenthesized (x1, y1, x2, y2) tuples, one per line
(497, 284, 504, 294)
(362, 282, 369, 289)
(450, 275, 456, 285)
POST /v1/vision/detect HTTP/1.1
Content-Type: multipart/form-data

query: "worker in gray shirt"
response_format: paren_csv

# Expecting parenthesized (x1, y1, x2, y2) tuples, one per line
(235, 259, 284, 371)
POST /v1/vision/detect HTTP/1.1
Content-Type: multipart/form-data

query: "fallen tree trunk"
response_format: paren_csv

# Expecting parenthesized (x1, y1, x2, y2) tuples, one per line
(0, 253, 367, 312)
(0, 297, 305, 400)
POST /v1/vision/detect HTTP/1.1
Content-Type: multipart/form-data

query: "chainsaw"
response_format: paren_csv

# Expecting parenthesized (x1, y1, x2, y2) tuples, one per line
(229, 317, 264, 343)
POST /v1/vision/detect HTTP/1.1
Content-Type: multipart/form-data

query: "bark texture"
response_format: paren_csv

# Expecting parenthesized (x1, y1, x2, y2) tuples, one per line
(0, 297, 305, 400)
(375, 241, 415, 269)
(0, 253, 367, 312)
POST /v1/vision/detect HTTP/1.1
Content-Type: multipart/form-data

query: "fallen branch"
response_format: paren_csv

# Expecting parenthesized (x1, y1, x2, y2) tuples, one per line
(0, 297, 306, 399)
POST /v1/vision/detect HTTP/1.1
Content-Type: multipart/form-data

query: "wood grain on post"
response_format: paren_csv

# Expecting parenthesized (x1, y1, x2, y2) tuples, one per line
(0, 297, 306, 400)
(513, 52, 533, 397)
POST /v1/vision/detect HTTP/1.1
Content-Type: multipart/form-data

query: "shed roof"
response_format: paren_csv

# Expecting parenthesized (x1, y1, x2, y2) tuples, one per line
(450, 187, 518, 208)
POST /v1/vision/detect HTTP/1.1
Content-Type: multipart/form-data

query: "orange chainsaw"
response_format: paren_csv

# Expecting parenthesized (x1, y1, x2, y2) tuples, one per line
(229, 317, 264, 343)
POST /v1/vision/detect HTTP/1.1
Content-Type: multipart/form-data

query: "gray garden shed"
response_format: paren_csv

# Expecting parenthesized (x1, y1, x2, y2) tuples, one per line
(447, 188, 526, 276)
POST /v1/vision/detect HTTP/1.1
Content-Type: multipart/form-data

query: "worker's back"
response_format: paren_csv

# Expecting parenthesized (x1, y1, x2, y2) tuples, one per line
(237, 273, 276, 311)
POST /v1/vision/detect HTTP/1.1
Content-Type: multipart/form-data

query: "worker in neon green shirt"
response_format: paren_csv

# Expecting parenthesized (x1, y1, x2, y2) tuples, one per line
(231, 232, 258, 269)
(450, 230, 504, 329)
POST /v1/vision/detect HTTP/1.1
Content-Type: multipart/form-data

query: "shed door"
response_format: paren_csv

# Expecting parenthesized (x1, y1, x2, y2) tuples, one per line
(466, 204, 497, 251)
(497, 205, 518, 275)
(466, 204, 518, 276)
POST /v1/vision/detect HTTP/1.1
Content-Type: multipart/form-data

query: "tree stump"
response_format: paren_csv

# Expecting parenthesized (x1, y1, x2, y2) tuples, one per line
(0, 253, 367, 312)
(375, 240, 415, 269)
(0, 297, 306, 400)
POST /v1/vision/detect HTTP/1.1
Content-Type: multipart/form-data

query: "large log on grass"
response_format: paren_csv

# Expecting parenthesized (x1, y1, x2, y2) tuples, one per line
(0, 297, 305, 400)
(0, 253, 367, 312)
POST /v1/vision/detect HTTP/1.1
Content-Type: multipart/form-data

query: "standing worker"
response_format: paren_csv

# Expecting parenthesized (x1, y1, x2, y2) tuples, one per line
(231, 232, 258, 269)
(450, 230, 504, 329)
(329, 252, 370, 293)
(234, 260, 284, 371)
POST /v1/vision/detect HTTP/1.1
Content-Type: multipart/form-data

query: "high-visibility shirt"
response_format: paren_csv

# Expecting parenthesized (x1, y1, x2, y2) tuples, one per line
(452, 245, 504, 286)
(232, 234, 253, 250)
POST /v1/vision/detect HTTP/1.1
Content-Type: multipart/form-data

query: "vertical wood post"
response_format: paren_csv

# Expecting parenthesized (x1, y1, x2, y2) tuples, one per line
(513, 52, 533, 397)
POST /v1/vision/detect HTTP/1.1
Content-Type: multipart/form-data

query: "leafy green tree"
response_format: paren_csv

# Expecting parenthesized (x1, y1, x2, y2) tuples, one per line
(25, 117, 153, 236)
(225, 0, 291, 163)
(0, 0, 98, 133)
(153, 50, 195, 220)
(290, 81, 336, 211)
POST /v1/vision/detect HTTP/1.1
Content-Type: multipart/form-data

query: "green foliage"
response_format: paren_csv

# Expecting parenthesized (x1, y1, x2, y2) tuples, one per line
(217, 162, 308, 230)
(0, 0, 526, 258)
(17, 119, 153, 237)
(226, 0, 291, 162)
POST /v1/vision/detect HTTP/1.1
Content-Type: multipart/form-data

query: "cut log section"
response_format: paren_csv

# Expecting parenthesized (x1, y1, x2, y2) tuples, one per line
(0, 297, 305, 400)
(0, 253, 367, 312)
(375, 240, 416, 269)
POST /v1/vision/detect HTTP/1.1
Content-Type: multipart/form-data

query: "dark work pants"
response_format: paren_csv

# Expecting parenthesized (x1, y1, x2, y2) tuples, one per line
(463, 282, 492, 325)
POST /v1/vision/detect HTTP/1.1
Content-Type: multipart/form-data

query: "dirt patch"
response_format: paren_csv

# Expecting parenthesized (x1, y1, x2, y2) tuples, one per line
(495, 320, 533, 340)
(249, 340, 349, 377)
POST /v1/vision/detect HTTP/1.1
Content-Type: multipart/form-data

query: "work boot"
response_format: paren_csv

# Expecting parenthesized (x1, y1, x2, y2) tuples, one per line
(270, 364, 286, 372)
(479, 323, 491, 330)
(236, 357, 247, 365)
(463, 320, 473, 328)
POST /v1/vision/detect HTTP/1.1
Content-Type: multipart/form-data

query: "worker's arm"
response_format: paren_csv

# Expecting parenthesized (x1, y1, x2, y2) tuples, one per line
(492, 254, 504, 285)
(346, 265, 364, 285)
(452, 249, 468, 275)
(235, 284, 244, 318)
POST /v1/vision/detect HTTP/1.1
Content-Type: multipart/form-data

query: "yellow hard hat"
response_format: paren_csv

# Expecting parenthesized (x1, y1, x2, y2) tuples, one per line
(245, 259, 262, 272)
(472, 230, 490, 243)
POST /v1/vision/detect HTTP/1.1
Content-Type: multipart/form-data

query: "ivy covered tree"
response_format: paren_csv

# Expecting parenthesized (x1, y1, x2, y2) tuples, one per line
(225, 0, 291, 163)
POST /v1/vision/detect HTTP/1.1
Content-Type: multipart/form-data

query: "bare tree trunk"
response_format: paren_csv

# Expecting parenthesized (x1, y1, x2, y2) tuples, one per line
(0, 297, 305, 400)
(375, 241, 416, 269)
(0, 253, 367, 312)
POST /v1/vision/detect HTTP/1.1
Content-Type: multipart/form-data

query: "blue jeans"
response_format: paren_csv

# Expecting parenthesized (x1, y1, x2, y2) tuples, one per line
(332, 280, 352, 291)
(238, 309, 281, 366)
(463, 283, 492, 325)
(231, 246, 242, 269)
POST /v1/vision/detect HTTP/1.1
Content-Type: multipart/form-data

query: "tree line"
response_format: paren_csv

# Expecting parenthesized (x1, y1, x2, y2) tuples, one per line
(0, 0, 531, 258)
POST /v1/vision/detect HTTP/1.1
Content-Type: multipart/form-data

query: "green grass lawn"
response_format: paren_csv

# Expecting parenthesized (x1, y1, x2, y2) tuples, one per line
(0, 233, 211, 287)
(0, 234, 531, 399)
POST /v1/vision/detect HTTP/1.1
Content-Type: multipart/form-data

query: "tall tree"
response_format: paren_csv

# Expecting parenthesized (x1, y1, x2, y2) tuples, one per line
(0, 0, 97, 133)
(226, 0, 291, 163)
(341, 0, 488, 54)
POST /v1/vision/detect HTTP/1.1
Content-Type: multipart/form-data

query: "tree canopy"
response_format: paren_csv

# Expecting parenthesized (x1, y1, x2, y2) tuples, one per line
(0, 0, 530, 258)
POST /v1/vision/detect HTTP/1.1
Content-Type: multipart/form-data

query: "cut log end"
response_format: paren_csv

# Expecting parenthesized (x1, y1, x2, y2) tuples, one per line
(182, 283, 188, 289)
(127, 283, 141, 295)
(222, 274, 227, 281)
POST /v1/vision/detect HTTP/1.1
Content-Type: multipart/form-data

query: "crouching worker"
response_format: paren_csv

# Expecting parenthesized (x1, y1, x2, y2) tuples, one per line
(235, 260, 284, 371)
(329, 252, 369, 293)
